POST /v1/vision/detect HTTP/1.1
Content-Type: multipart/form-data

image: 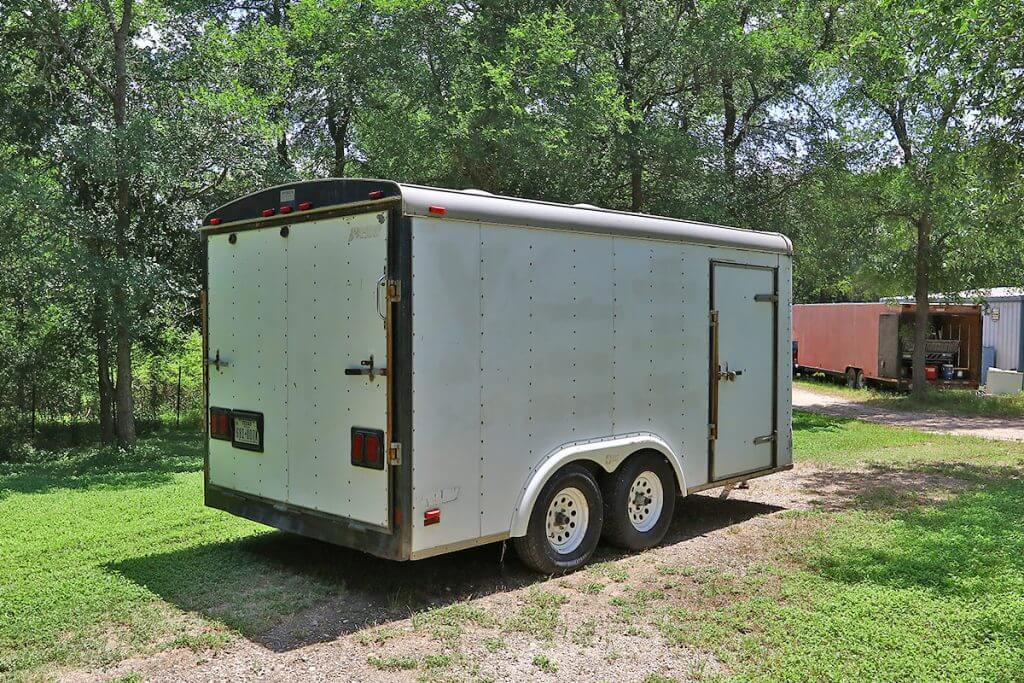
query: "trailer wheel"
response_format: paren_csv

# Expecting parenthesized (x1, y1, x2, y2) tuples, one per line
(600, 452, 676, 551)
(845, 367, 866, 389)
(514, 464, 603, 574)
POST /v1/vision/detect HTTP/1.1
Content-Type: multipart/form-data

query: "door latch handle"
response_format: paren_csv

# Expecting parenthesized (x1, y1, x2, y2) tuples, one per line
(345, 354, 386, 381)
(205, 349, 229, 372)
(717, 364, 743, 381)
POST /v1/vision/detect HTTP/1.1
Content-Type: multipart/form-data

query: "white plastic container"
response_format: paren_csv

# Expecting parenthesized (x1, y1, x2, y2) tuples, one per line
(986, 368, 1024, 395)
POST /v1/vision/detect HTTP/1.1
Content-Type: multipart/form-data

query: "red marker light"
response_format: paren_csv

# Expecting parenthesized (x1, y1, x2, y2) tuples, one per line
(428, 205, 446, 216)
(298, 202, 313, 211)
(261, 208, 275, 217)
(279, 205, 293, 214)
(209, 217, 222, 226)
(424, 508, 441, 526)
(368, 190, 384, 199)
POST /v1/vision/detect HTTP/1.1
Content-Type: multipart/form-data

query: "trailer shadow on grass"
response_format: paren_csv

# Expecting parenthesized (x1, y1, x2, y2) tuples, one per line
(107, 493, 783, 653)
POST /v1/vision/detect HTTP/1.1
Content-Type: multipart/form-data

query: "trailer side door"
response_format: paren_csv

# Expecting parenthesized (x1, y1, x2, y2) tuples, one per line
(709, 262, 777, 481)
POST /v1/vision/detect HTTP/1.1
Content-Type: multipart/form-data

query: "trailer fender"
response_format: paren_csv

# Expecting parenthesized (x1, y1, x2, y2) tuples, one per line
(508, 433, 685, 538)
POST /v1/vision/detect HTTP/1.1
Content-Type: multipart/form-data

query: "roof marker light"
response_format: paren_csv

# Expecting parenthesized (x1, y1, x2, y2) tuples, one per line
(298, 202, 313, 211)
(209, 217, 222, 226)
(428, 205, 446, 216)
(368, 190, 384, 200)
(262, 208, 275, 217)
(279, 205, 293, 214)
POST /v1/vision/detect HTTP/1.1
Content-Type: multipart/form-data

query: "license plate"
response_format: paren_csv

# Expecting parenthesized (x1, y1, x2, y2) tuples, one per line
(231, 411, 263, 452)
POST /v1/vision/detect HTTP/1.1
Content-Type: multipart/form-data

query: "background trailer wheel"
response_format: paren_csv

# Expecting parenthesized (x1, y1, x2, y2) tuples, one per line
(514, 464, 604, 574)
(601, 452, 676, 551)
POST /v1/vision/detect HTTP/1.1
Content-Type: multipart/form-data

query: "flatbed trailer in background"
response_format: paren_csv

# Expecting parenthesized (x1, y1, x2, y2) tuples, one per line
(793, 302, 982, 390)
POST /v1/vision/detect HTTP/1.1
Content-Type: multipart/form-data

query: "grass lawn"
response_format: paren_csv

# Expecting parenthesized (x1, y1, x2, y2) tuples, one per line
(2, 416, 1024, 680)
(0, 431, 349, 676)
(795, 376, 1024, 418)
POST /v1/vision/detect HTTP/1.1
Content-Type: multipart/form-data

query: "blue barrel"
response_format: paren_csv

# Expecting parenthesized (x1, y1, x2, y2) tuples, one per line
(982, 346, 996, 384)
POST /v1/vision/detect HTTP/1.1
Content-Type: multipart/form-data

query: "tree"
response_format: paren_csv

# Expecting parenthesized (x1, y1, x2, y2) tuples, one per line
(835, 0, 1024, 393)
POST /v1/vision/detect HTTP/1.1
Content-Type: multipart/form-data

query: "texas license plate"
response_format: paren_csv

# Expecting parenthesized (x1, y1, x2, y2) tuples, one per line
(231, 412, 263, 452)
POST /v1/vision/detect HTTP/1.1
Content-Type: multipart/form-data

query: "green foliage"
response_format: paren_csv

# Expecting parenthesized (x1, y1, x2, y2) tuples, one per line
(0, 0, 1021, 449)
(792, 410, 1024, 468)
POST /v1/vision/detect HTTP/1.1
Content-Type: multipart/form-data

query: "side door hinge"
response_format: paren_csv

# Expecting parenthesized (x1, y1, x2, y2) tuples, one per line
(708, 423, 718, 441)
(709, 309, 719, 324)
(386, 279, 402, 303)
(388, 442, 402, 465)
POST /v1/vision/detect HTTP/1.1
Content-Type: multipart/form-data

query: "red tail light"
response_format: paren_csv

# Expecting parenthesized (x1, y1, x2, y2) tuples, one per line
(209, 408, 231, 440)
(424, 508, 441, 526)
(209, 217, 222, 226)
(351, 431, 365, 466)
(298, 202, 313, 210)
(368, 190, 384, 199)
(262, 208, 275, 217)
(350, 427, 385, 470)
(428, 205, 446, 216)
(279, 205, 293, 214)
(365, 433, 381, 466)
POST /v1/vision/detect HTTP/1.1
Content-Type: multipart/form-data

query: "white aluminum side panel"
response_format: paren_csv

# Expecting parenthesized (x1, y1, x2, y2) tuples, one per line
(286, 212, 389, 527)
(207, 229, 289, 501)
(410, 216, 791, 552)
(984, 300, 1021, 371)
(410, 218, 482, 550)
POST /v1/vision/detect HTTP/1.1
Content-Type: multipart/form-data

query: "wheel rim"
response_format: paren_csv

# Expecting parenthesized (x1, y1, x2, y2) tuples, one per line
(545, 487, 589, 554)
(628, 471, 664, 533)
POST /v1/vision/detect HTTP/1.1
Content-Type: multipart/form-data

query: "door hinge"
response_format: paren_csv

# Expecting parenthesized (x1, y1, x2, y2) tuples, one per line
(753, 432, 776, 445)
(386, 279, 402, 303)
(709, 310, 719, 324)
(754, 293, 778, 303)
(708, 423, 718, 440)
(388, 442, 402, 465)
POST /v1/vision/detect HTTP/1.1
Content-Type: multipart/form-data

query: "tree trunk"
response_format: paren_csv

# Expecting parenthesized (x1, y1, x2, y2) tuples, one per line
(95, 306, 115, 443)
(628, 119, 643, 212)
(111, 1, 136, 445)
(325, 97, 350, 178)
(721, 75, 740, 197)
(911, 213, 932, 395)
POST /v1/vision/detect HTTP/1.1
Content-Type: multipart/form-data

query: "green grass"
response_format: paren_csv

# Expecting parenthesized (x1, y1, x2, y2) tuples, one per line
(0, 429, 346, 676)
(4, 413, 1024, 680)
(792, 410, 1024, 468)
(652, 412, 1024, 681)
(660, 479, 1024, 681)
(796, 377, 1024, 418)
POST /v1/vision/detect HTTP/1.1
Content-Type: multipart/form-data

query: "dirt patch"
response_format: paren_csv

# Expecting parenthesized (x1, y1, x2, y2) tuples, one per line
(793, 387, 1024, 442)
(61, 462, 969, 683)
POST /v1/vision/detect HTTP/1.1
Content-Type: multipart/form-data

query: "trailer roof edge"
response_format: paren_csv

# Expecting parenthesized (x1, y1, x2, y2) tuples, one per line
(202, 179, 793, 255)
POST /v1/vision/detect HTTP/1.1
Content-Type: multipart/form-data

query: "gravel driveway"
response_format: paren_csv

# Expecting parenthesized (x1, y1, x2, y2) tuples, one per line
(793, 386, 1024, 442)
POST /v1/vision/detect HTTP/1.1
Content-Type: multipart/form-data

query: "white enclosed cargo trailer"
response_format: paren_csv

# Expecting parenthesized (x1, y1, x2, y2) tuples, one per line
(201, 179, 793, 572)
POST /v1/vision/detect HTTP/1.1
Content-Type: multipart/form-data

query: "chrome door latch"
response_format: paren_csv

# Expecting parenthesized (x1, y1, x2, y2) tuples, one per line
(345, 354, 387, 381)
(717, 363, 743, 382)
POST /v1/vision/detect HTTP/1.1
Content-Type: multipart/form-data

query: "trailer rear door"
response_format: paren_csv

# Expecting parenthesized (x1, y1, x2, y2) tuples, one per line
(709, 262, 777, 481)
(206, 210, 391, 528)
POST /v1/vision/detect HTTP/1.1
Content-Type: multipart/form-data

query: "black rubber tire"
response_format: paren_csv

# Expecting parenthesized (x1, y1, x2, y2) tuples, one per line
(845, 367, 858, 388)
(513, 464, 603, 574)
(600, 452, 676, 551)
(853, 369, 866, 390)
